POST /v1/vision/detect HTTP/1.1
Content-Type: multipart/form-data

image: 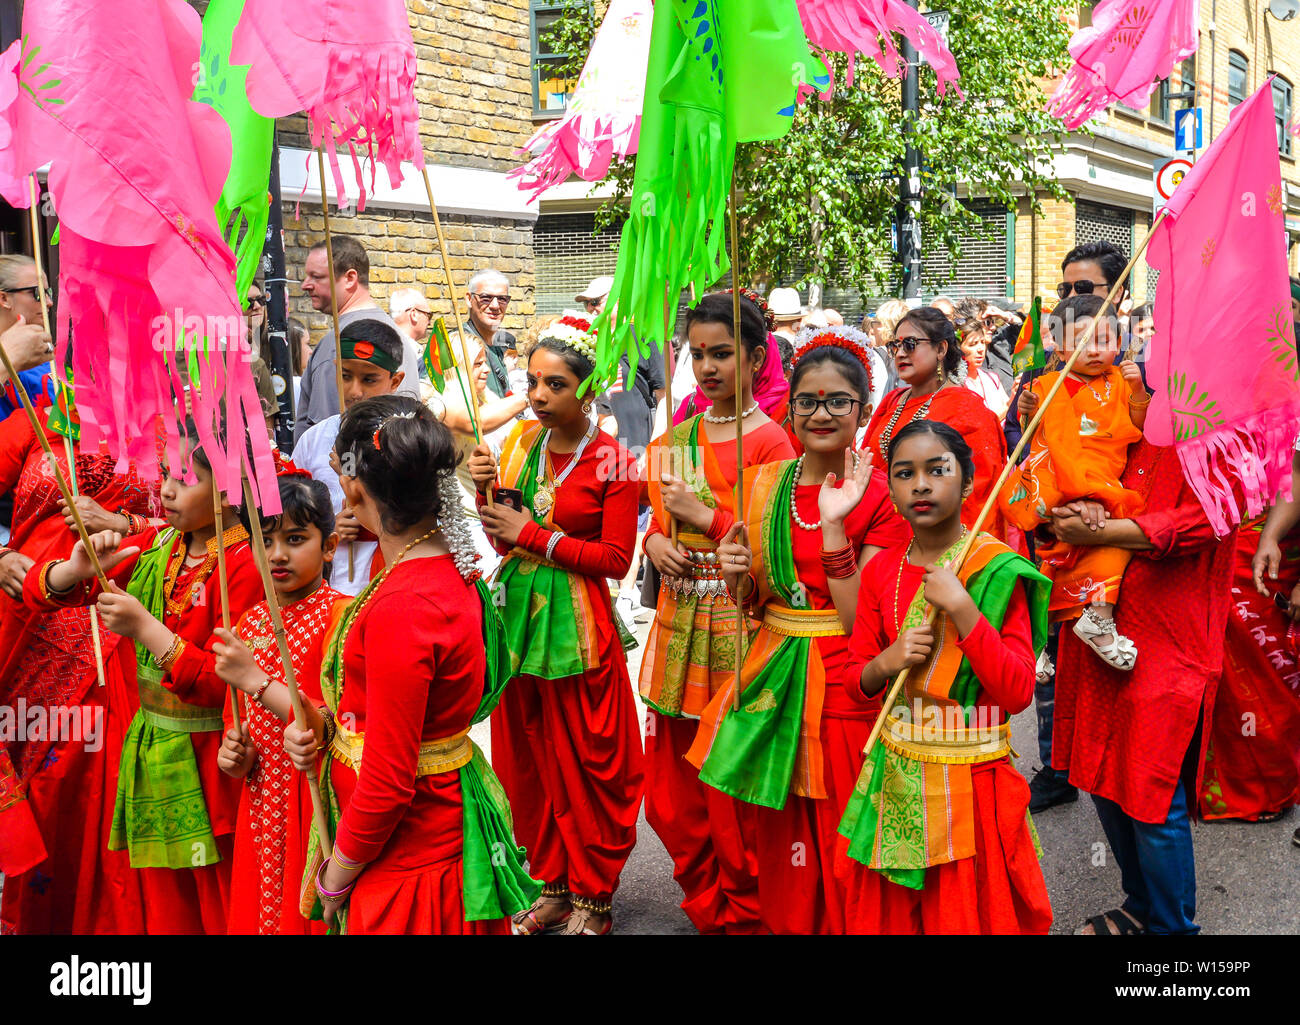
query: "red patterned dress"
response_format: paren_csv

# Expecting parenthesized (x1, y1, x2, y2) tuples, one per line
(225, 583, 347, 935)
(0, 411, 156, 934)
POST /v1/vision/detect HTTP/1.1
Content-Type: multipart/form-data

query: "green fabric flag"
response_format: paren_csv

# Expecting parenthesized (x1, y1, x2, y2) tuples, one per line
(193, 0, 274, 302)
(591, 0, 819, 393)
(1011, 296, 1046, 376)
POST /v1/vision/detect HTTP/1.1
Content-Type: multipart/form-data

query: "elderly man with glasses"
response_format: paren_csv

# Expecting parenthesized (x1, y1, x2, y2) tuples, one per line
(463, 268, 521, 399)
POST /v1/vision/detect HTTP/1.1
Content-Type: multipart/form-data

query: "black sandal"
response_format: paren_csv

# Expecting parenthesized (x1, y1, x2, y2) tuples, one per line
(1080, 909, 1146, 935)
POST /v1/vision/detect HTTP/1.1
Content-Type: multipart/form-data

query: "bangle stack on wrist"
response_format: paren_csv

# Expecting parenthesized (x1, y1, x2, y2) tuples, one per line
(251, 677, 273, 705)
(156, 635, 187, 672)
(315, 857, 356, 904)
(820, 542, 858, 579)
(117, 508, 148, 534)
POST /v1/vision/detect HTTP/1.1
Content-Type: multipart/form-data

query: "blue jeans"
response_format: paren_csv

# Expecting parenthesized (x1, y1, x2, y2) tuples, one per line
(1034, 624, 1066, 777)
(1091, 780, 1198, 935)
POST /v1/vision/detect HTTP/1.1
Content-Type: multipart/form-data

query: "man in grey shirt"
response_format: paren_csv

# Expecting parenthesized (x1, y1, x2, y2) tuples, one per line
(294, 234, 421, 443)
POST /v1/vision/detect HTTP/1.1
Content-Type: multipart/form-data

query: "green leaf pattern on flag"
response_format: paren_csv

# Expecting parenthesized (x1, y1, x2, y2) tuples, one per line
(1267, 303, 1299, 383)
(1168, 370, 1226, 441)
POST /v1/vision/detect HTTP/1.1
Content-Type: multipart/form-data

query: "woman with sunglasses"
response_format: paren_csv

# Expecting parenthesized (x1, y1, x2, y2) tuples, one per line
(686, 329, 909, 934)
(863, 307, 1013, 542)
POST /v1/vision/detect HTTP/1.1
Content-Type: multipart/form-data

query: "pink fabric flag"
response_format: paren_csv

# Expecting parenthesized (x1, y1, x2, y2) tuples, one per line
(1146, 78, 1300, 536)
(797, 0, 961, 100)
(1048, 0, 1199, 129)
(231, 0, 423, 211)
(0, 0, 278, 508)
(510, 0, 652, 202)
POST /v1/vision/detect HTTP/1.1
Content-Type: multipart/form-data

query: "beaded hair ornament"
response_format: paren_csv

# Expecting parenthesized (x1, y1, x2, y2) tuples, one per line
(720, 287, 777, 332)
(791, 326, 875, 394)
(537, 311, 598, 367)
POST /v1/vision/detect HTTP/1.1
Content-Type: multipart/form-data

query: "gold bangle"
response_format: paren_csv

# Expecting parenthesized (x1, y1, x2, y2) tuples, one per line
(156, 635, 187, 672)
(319, 708, 338, 751)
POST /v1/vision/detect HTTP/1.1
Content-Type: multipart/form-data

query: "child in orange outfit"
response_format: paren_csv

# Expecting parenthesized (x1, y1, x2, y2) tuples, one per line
(998, 294, 1148, 671)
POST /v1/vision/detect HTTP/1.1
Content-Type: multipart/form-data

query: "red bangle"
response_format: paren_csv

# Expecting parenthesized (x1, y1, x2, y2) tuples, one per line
(820, 543, 858, 579)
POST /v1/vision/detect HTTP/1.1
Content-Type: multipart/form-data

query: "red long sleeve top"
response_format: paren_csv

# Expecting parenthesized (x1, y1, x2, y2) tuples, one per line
(481, 428, 640, 580)
(840, 543, 1037, 719)
(644, 418, 795, 545)
(24, 528, 263, 709)
(331, 556, 485, 870)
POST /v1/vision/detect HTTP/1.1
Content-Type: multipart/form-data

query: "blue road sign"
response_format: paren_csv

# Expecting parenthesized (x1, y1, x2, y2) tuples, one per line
(1174, 108, 1203, 153)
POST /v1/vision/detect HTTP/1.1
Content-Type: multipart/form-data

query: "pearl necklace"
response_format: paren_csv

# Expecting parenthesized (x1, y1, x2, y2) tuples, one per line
(790, 451, 860, 531)
(703, 401, 760, 424)
(877, 387, 939, 460)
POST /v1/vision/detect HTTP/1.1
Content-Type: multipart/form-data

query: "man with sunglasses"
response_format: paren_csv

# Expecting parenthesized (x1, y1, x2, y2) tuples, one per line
(465, 268, 518, 399)
(0, 254, 55, 423)
(1057, 239, 1129, 308)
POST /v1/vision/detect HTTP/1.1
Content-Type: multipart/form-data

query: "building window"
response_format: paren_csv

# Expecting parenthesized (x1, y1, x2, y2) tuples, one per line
(1273, 75, 1293, 157)
(531, 2, 579, 118)
(1150, 56, 1195, 123)
(1228, 51, 1249, 110)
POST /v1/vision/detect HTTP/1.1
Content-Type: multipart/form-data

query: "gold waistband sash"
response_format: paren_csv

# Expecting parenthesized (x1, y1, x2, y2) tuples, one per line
(879, 710, 1011, 765)
(330, 726, 473, 777)
(762, 604, 845, 638)
(137, 666, 224, 733)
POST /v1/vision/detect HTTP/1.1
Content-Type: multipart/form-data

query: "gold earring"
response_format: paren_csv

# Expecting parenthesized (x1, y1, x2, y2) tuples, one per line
(937, 364, 945, 385)
(582, 401, 593, 414)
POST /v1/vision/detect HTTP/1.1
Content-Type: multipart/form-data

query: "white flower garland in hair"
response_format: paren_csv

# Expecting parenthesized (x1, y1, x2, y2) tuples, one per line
(790, 325, 877, 393)
(537, 311, 598, 367)
(951, 352, 969, 384)
(436, 468, 483, 583)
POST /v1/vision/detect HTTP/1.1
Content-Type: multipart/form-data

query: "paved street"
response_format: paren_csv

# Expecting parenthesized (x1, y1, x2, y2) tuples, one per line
(474, 605, 1300, 936)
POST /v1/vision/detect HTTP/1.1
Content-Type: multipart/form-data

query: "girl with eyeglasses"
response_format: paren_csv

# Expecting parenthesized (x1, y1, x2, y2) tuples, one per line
(687, 329, 909, 934)
(864, 307, 1014, 544)
(639, 289, 794, 934)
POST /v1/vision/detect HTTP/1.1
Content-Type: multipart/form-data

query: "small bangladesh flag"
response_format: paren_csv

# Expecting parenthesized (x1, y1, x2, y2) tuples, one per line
(45, 358, 80, 443)
(1011, 296, 1046, 375)
(423, 316, 457, 393)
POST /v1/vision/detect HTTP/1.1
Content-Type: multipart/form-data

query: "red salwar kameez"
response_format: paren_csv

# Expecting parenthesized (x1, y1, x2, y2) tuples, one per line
(1198, 518, 1300, 820)
(1053, 442, 1237, 826)
(0, 410, 157, 934)
(23, 525, 262, 934)
(864, 386, 1014, 542)
(488, 423, 645, 904)
(687, 463, 909, 934)
(838, 539, 1053, 934)
(224, 584, 346, 935)
(328, 557, 509, 934)
(640, 417, 793, 933)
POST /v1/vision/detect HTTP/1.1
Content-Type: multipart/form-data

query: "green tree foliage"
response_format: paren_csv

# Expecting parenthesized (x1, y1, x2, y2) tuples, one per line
(541, 0, 1074, 299)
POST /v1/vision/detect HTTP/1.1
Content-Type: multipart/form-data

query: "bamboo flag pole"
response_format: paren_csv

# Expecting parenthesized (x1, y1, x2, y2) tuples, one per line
(211, 479, 241, 734)
(316, 148, 356, 579)
(241, 473, 333, 857)
(26, 175, 107, 687)
(419, 165, 492, 505)
(858, 211, 1167, 764)
(728, 183, 746, 713)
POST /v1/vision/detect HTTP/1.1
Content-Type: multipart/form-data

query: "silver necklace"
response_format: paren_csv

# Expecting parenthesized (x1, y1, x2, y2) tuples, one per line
(790, 451, 860, 531)
(703, 401, 760, 424)
(533, 423, 596, 517)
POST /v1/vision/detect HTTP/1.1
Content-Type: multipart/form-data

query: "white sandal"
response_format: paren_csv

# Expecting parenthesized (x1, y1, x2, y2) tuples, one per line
(1073, 607, 1137, 671)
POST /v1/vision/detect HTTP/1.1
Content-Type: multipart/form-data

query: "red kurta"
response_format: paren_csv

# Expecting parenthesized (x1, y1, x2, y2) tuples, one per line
(837, 543, 1052, 935)
(864, 386, 1013, 542)
(0, 413, 157, 933)
(22, 527, 263, 934)
(329, 556, 504, 935)
(753, 470, 909, 935)
(489, 429, 646, 902)
(642, 417, 794, 933)
(1199, 519, 1300, 820)
(1053, 441, 1237, 824)
(224, 584, 345, 936)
